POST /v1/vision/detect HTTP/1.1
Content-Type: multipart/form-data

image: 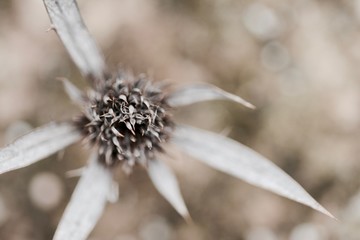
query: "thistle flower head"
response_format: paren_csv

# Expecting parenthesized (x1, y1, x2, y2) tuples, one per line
(0, 1, 335, 239)
(75, 72, 174, 171)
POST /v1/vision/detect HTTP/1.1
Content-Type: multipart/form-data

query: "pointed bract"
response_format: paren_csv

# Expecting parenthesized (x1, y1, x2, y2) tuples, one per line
(168, 83, 255, 109)
(148, 159, 190, 219)
(172, 125, 335, 219)
(53, 155, 114, 240)
(106, 181, 119, 203)
(59, 78, 85, 106)
(43, 0, 106, 81)
(0, 122, 81, 175)
(65, 167, 84, 178)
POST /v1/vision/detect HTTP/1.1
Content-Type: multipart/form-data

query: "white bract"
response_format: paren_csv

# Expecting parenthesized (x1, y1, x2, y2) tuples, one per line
(0, 0, 334, 239)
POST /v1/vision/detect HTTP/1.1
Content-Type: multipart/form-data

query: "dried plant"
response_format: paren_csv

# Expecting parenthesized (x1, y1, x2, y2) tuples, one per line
(0, 0, 334, 239)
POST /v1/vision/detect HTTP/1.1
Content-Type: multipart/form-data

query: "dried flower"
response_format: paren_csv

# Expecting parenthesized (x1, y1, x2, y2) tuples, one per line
(0, 0, 334, 239)
(74, 73, 174, 172)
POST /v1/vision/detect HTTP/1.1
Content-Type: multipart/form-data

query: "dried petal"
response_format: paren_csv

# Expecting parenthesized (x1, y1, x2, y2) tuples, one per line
(119, 94, 127, 103)
(43, 0, 106, 81)
(53, 155, 114, 240)
(172, 125, 335, 219)
(0, 122, 81, 175)
(168, 83, 255, 109)
(111, 127, 124, 137)
(148, 159, 189, 219)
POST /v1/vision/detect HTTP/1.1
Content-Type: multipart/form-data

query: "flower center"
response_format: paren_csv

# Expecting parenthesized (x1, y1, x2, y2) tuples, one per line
(75, 72, 173, 172)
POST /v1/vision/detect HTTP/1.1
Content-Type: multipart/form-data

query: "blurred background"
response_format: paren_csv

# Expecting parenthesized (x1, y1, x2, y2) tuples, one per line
(0, 0, 360, 239)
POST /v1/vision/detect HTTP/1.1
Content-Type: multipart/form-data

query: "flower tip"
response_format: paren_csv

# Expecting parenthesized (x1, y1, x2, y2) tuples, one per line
(55, 77, 67, 82)
(315, 204, 337, 220)
(65, 167, 84, 178)
(184, 213, 193, 224)
(57, 77, 85, 106)
(244, 101, 256, 110)
(322, 210, 338, 221)
(331, 214, 339, 221)
(173, 125, 338, 221)
(56, 77, 73, 88)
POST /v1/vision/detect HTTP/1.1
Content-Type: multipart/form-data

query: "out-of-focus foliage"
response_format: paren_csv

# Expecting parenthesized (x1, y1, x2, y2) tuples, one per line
(0, 0, 359, 239)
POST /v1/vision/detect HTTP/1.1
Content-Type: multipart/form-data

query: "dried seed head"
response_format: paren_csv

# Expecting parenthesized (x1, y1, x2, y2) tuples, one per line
(75, 71, 173, 172)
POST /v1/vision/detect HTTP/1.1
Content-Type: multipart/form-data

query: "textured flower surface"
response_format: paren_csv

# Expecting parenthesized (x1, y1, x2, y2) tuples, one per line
(74, 73, 174, 171)
(0, 0, 334, 239)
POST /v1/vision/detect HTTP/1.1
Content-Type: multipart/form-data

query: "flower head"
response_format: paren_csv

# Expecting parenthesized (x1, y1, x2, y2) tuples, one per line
(75, 72, 173, 171)
(0, 0, 335, 239)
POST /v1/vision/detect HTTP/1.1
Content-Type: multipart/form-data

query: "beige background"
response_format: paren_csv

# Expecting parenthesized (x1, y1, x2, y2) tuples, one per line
(0, 0, 360, 239)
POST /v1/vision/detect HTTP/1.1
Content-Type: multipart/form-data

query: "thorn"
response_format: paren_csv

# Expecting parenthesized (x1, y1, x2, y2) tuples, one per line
(130, 135, 136, 142)
(184, 214, 194, 225)
(122, 165, 132, 175)
(125, 122, 135, 135)
(65, 167, 84, 178)
(219, 126, 232, 137)
(129, 105, 135, 114)
(55, 77, 68, 82)
(99, 146, 105, 155)
(130, 118, 136, 129)
(46, 24, 56, 32)
(119, 94, 128, 103)
(103, 95, 111, 104)
(107, 181, 119, 203)
(111, 126, 124, 137)
(112, 136, 121, 148)
(105, 148, 113, 165)
(100, 135, 108, 142)
(57, 149, 65, 160)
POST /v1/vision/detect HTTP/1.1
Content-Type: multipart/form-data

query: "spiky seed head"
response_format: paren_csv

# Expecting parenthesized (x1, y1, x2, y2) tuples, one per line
(75, 71, 174, 173)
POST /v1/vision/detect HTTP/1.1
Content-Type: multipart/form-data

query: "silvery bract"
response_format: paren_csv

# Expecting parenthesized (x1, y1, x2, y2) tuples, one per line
(0, 0, 334, 239)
